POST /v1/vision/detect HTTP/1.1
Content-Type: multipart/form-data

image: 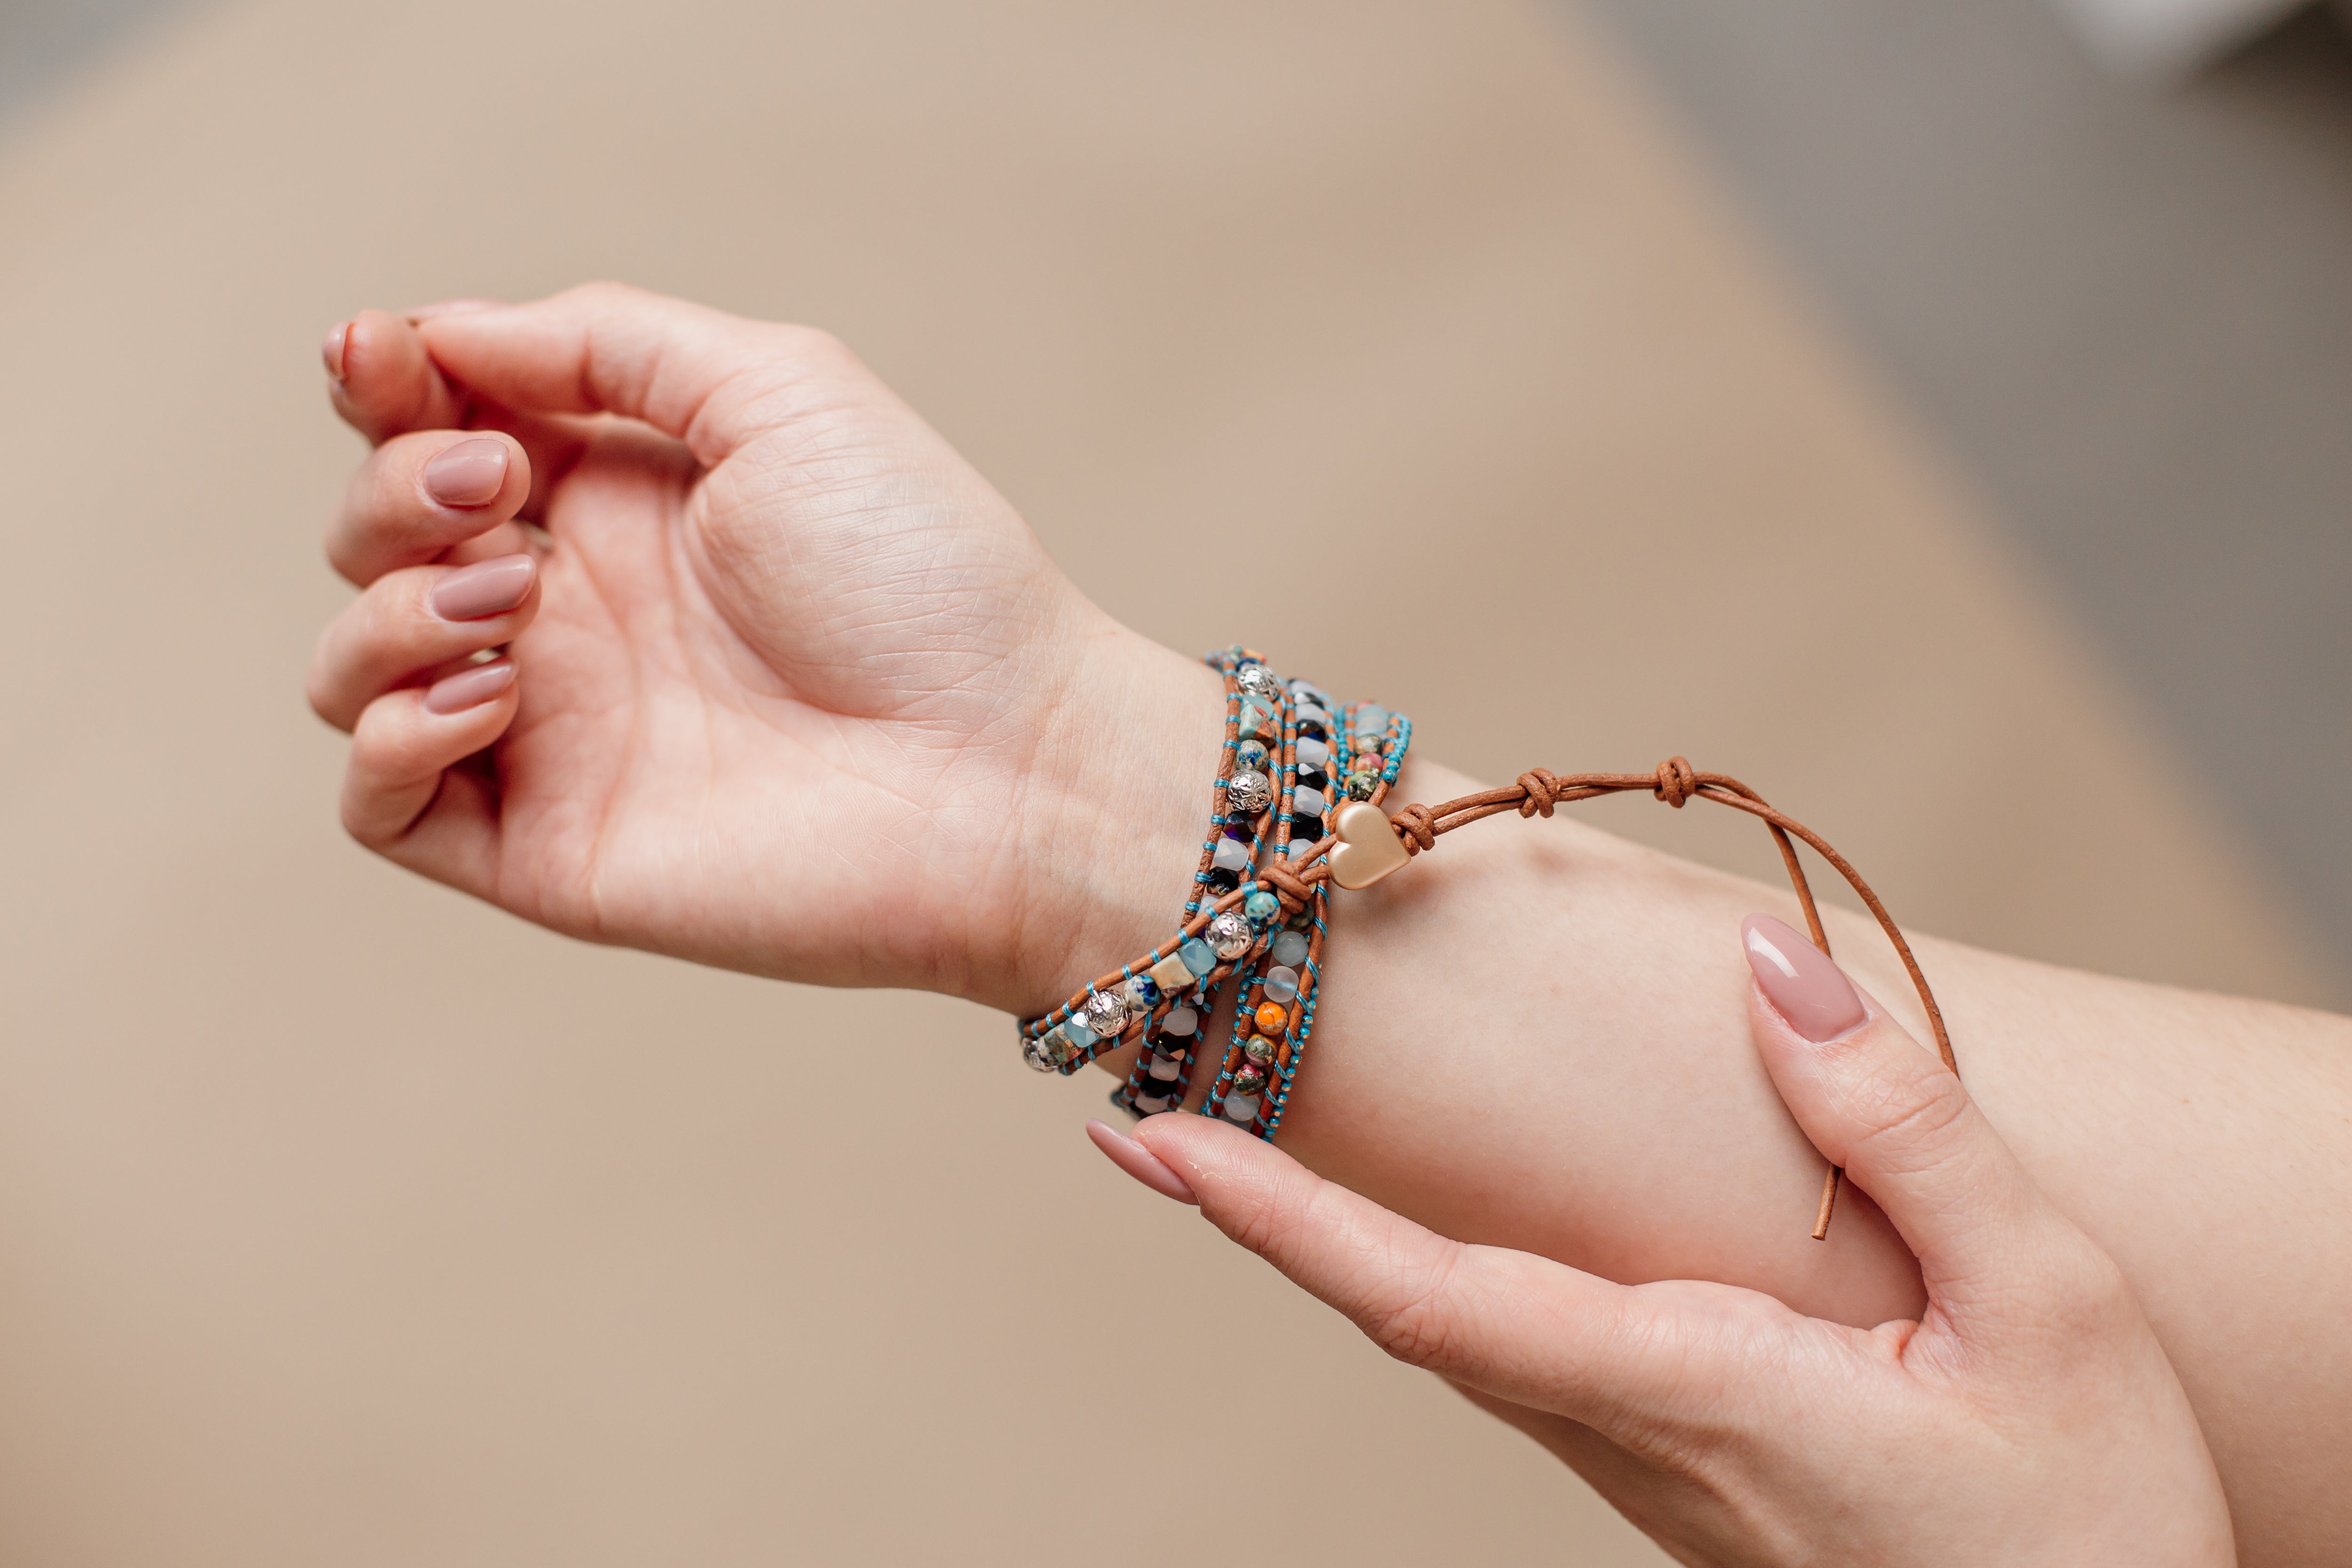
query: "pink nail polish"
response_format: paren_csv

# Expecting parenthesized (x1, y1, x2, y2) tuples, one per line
(1742, 914, 1867, 1042)
(1086, 1120, 1197, 1204)
(423, 438, 509, 508)
(321, 320, 350, 381)
(423, 658, 516, 715)
(429, 555, 536, 621)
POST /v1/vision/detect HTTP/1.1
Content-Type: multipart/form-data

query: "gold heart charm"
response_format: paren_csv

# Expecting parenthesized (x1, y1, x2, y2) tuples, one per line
(1328, 800, 1410, 890)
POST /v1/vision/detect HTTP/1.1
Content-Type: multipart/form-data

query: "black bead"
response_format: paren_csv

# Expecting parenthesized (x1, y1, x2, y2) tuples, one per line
(1206, 866, 1240, 892)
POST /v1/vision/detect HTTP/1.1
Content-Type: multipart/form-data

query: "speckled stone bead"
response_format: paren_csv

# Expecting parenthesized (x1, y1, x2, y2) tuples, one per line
(1206, 910, 1254, 959)
(1235, 739, 1271, 773)
(1243, 1034, 1278, 1067)
(1269, 930, 1310, 968)
(1123, 974, 1161, 1012)
(1083, 988, 1130, 1039)
(1243, 889, 1280, 923)
(1226, 769, 1273, 815)
(1238, 698, 1277, 741)
(1232, 1065, 1268, 1097)
(1254, 1000, 1290, 1033)
(1180, 936, 1217, 976)
(1148, 949, 1195, 995)
(1262, 964, 1300, 1003)
(1345, 769, 1379, 800)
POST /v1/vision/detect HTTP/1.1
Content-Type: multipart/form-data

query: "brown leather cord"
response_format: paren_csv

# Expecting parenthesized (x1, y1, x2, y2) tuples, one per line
(1031, 755, 1954, 1241)
(1376, 756, 1956, 1240)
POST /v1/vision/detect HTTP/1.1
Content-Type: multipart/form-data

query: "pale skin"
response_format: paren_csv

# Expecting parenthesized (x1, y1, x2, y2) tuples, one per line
(308, 284, 2352, 1566)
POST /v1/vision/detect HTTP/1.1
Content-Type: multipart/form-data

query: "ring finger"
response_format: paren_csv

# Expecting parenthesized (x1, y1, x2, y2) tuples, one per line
(307, 553, 542, 732)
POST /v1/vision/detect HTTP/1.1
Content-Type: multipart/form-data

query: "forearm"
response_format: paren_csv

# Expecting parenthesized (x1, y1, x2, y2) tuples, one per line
(1022, 635, 2352, 1566)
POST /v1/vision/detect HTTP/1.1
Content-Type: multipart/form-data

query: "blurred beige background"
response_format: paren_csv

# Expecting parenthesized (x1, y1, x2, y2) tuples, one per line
(0, 1, 2336, 1563)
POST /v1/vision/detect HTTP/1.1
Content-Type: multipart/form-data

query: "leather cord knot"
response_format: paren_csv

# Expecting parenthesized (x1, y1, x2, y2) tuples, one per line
(1517, 768, 1561, 818)
(1391, 802, 1438, 855)
(1653, 756, 1697, 809)
(1258, 855, 1315, 915)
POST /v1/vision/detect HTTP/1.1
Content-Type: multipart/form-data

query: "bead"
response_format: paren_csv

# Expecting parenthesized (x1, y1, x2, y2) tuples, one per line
(1243, 1034, 1278, 1067)
(1294, 786, 1326, 818)
(1289, 680, 1331, 707)
(1254, 1000, 1290, 1034)
(1211, 836, 1251, 874)
(1063, 1014, 1097, 1049)
(1287, 903, 1317, 931)
(1294, 735, 1330, 770)
(1224, 1093, 1261, 1123)
(1292, 814, 1324, 843)
(1236, 662, 1283, 700)
(1180, 936, 1218, 976)
(1262, 964, 1300, 1003)
(1148, 949, 1195, 995)
(1345, 770, 1379, 800)
(1238, 697, 1277, 740)
(1328, 798, 1412, 890)
(1204, 865, 1240, 892)
(1123, 974, 1161, 1012)
(1226, 769, 1273, 815)
(1206, 910, 1254, 959)
(1269, 931, 1310, 968)
(1083, 988, 1130, 1038)
(1161, 1003, 1200, 1036)
(1134, 1091, 1171, 1114)
(1235, 739, 1271, 773)
(1233, 1065, 1268, 1097)
(1294, 702, 1331, 732)
(1351, 703, 1389, 734)
(1023, 1036, 1057, 1073)
(1041, 1027, 1081, 1067)
(1243, 889, 1280, 923)
(1148, 1055, 1183, 1081)
(1355, 737, 1383, 757)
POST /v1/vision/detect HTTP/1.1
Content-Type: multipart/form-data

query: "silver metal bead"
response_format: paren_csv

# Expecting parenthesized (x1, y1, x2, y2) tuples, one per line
(1206, 909, 1254, 960)
(1225, 769, 1273, 816)
(1235, 663, 1283, 700)
(1082, 988, 1131, 1038)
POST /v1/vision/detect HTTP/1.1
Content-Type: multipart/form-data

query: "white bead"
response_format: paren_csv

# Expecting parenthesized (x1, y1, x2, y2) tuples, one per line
(1212, 836, 1251, 873)
(1295, 735, 1329, 769)
(1160, 1004, 1199, 1037)
(1263, 965, 1300, 1003)
(1224, 1094, 1261, 1122)
(1294, 787, 1326, 818)
(1148, 1056, 1182, 1081)
(1134, 1093, 1170, 1113)
(1269, 931, 1311, 967)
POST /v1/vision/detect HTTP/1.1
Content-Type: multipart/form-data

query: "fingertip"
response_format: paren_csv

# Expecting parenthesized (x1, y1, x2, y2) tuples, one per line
(1085, 1119, 1198, 1204)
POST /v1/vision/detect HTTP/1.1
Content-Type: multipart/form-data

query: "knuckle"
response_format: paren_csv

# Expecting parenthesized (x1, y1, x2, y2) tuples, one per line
(1841, 1053, 1971, 1170)
(1360, 1245, 1468, 1373)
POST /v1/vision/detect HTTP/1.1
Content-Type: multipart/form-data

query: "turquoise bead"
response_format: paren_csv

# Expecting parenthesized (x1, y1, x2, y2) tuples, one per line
(1063, 1014, 1097, 1049)
(1243, 889, 1280, 923)
(1180, 938, 1216, 978)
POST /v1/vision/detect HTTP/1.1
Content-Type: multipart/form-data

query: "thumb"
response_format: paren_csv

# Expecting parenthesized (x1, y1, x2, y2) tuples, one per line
(1120, 1115, 1715, 1433)
(1741, 914, 2066, 1307)
(413, 282, 869, 465)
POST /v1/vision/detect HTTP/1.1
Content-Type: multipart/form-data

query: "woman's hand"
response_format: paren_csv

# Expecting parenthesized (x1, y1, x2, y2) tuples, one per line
(308, 285, 1216, 1009)
(1094, 914, 2236, 1565)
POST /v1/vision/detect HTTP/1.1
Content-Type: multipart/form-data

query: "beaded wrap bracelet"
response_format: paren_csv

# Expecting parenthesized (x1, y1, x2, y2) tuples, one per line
(1025, 649, 1410, 1144)
(1025, 725, 1955, 1241)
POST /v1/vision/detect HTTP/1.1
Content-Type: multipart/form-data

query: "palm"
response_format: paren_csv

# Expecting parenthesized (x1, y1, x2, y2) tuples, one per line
(487, 414, 1064, 987)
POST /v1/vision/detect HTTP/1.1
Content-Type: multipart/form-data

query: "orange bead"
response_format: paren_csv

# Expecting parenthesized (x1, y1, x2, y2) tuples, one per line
(1254, 1000, 1290, 1034)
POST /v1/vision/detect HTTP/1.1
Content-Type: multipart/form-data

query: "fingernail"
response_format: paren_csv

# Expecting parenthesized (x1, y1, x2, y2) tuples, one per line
(1742, 914, 1867, 1042)
(429, 554, 536, 621)
(423, 438, 509, 508)
(321, 320, 350, 381)
(1086, 1120, 1197, 1204)
(405, 298, 509, 321)
(423, 658, 516, 715)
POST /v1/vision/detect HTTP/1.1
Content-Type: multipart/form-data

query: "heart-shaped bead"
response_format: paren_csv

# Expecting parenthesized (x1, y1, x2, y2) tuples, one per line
(1328, 800, 1410, 890)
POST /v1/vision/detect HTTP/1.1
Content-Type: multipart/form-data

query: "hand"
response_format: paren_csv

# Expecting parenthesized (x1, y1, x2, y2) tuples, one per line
(307, 285, 1216, 1009)
(1094, 914, 2236, 1566)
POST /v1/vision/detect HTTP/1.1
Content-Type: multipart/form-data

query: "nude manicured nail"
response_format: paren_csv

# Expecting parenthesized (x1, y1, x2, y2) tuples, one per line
(1742, 914, 1867, 1042)
(423, 438, 509, 508)
(405, 298, 510, 322)
(1086, 1120, 1197, 1204)
(429, 554, 535, 621)
(423, 658, 516, 715)
(321, 320, 350, 380)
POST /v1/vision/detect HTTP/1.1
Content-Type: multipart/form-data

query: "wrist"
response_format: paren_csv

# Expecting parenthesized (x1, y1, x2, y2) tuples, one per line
(987, 616, 1225, 1018)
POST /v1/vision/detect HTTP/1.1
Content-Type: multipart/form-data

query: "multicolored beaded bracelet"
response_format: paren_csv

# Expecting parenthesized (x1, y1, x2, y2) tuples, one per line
(1025, 651, 1412, 1146)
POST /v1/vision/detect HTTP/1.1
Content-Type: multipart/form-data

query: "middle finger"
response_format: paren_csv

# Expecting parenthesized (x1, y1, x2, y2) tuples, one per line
(328, 429, 533, 587)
